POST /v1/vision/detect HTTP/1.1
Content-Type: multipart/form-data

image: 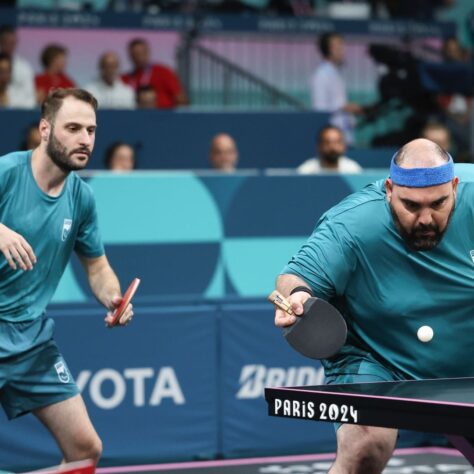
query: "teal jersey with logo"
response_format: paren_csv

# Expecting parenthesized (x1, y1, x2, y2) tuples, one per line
(282, 165, 474, 379)
(0, 150, 104, 323)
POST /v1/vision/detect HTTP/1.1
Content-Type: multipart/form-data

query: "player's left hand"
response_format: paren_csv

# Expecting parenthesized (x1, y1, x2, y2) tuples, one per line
(104, 295, 134, 328)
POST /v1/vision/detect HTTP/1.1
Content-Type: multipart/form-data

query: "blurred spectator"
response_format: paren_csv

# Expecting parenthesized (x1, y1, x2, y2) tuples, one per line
(85, 52, 135, 109)
(297, 125, 362, 174)
(310, 32, 363, 144)
(22, 123, 41, 150)
(0, 53, 35, 108)
(122, 38, 187, 109)
(136, 85, 157, 109)
(35, 44, 75, 104)
(421, 122, 451, 153)
(437, 36, 471, 158)
(0, 26, 36, 106)
(104, 142, 136, 171)
(209, 133, 239, 172)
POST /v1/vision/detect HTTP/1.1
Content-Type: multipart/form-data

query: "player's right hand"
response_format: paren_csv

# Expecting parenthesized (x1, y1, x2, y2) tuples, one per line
(0, 224, 36, 271)
(274, 291, 310, 328)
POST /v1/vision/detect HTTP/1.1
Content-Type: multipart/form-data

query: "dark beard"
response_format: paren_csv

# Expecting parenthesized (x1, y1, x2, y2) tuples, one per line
(47, 129, 90, 173)
(322, 151, 341, 164)
(390, 202, 454, 252)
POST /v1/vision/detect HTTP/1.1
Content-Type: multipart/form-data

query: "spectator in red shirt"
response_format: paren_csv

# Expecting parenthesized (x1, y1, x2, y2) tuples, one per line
(122, 38, 187, 109)
(35, 44, 75, 104)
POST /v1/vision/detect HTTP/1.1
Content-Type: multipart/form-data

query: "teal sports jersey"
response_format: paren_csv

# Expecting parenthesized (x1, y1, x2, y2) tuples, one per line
(282, 165, 474, 380)
(0, 150, 104, 323)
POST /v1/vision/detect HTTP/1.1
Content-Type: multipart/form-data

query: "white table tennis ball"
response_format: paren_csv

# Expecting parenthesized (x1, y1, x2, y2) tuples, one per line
(417, 325, 434, 343)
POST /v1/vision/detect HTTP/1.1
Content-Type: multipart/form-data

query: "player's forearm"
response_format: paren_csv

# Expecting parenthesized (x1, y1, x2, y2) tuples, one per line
(276, 274, 311, 297)
(89, 265, 121, 310)
(80, 255, 121, 310)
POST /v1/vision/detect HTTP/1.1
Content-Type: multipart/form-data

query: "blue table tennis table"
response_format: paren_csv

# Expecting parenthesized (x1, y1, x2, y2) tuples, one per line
(265, 377, 474, 465)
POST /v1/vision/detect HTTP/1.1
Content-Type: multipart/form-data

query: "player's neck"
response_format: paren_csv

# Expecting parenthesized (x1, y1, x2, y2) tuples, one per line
(31, 148, 68, 197)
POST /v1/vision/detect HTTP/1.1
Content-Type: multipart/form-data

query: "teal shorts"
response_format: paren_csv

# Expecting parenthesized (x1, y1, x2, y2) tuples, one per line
(0, 317, 79, 420)
(324, 351, 408, 431)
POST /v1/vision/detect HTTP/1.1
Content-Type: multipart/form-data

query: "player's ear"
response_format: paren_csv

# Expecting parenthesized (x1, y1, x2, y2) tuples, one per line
(385, 178, 393, 202)
(39, 119, 50, 142)
(452, 176, 459, 198)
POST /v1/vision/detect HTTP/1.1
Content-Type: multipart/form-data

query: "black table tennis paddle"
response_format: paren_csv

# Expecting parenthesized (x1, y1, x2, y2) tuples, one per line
(268, 290, 347, 359)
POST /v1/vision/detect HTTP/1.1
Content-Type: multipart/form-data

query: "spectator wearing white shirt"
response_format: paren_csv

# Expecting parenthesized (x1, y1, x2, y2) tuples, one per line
(310, 33, 363, 144)
(297, 125, 362, 174)
(0, 26, 35, 107)
(0, 53, 35, 109)
(85, 52, 135, 109)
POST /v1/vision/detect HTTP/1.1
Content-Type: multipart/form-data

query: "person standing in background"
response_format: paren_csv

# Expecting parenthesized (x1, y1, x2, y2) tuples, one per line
(310, 32, 363, 145)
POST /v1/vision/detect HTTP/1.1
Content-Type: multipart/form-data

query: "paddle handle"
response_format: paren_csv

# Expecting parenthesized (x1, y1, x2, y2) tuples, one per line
(267, 290, 294, 316)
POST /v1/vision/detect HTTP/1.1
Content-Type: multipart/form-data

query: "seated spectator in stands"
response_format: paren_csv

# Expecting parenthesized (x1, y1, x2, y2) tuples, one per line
(310, 32, 363, 144)
(35, 44, 75, 104)
(0, 53, 35, 108)
(209, 133, 239, 172)
(297, 125, 362, 174)
(22, 123, 41, 150)
(0, 25, 35, 106)
(86, 52, 135, 109)
(104, 142, 136, 172)
(136, 85, 157, 109)
(122, 38, 187, 109)
(421, 122, 451, 152)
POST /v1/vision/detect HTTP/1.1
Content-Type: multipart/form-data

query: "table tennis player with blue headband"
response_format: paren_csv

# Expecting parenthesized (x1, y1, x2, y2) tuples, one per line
(270, 143, 458, 360)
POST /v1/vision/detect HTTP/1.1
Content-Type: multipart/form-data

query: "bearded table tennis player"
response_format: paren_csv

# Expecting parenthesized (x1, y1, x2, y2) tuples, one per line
(274, 139, 474, 474)
(0, 88, 134, 465)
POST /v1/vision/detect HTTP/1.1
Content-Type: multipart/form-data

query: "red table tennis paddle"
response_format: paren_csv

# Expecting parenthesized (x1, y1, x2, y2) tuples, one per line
(268, 290, 347, 359)
(109, 278, 141, 327)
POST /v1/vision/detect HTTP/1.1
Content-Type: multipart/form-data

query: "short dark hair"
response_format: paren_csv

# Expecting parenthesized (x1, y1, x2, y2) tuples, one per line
(104, 141, 135, 169)
(318, 32, 341, 59)
(41, 88, 98, 123)
(128, 38, 148, 50)
(41, 44, 67, 69)
(317, 125, 344, 145)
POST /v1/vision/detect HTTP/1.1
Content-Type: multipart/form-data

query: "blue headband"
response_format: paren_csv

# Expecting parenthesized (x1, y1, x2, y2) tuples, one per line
(390, 153, 454, 187)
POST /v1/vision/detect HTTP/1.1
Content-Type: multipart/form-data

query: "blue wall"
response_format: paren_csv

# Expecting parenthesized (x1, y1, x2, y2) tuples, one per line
(0, 110, 394, 170)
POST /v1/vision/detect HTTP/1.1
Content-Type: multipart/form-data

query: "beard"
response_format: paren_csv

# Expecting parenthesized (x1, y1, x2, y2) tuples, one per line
(390, 202, 454, 252)
(46, 128, 91, 173)
(322, 150, 341, 164)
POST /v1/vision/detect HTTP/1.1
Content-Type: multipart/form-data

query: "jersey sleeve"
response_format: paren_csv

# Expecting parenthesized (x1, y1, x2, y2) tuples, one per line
(74, 186, 105, 258)
(281, 216, 357, 300)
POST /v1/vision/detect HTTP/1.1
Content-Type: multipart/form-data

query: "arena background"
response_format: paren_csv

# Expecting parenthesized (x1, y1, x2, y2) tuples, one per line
(1, 1, 474, 471)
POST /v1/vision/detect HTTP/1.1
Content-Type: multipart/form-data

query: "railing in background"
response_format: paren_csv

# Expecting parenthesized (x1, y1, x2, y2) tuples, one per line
(177, 40, 307, 110)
